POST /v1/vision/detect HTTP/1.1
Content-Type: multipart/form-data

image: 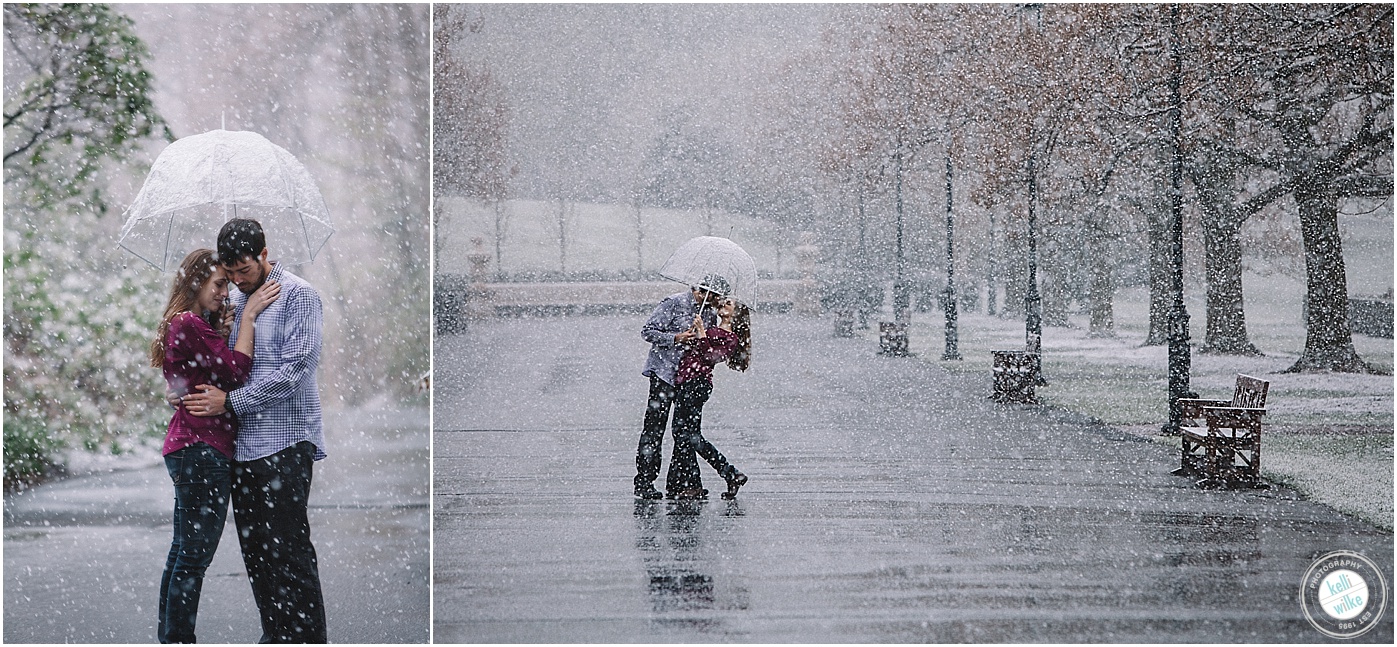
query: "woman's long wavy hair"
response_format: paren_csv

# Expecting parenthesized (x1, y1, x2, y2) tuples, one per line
(149, 249, 221, 368)
(727, 302, 752, 372)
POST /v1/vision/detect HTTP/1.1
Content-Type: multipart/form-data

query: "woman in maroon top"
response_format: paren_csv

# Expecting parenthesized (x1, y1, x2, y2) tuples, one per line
(148, 248, 279, 644)
(665, 297, 752, 500)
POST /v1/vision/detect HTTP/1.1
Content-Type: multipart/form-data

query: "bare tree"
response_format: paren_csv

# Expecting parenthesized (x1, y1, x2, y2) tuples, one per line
(1225, 4, 1393, 373)
(433, 4, 510, 201)
(1114, 4, 1392, 369)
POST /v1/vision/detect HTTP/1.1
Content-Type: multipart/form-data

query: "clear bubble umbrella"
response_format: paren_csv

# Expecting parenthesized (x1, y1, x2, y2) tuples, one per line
(117, 129, 334, 271)
(658, 235, 758, 304)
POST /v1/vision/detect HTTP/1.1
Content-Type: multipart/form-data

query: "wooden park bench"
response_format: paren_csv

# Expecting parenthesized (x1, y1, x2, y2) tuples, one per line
(833, 309, 855, 338)
(990, 350, 1039, 404)
(879, 322, 909, 356)
(1175, 374, 1270, 489)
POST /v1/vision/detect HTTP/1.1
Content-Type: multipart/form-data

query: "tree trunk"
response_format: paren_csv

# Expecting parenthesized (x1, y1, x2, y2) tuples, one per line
(556, 200, 569, 274)
(494, 200, 507, 278)
(1041, 264, 1070, 327)
(1286, 184, 1373, 373)
(1002, 229, 1025, 317)
(633, 203, 644, 274)
(959, 279, 980, 313)
(1087, 232, 1115, 337)
(986, 206, 998, 316)
(1198, 198, 1260, 355)
(1145, 201, 1171, 345)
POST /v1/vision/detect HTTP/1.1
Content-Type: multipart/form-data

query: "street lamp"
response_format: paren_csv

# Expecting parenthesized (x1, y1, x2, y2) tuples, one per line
(942, 153, 961, 360)
(1162, 3, 1194, 434)
(880, 139, 912, 357)
(987, 207, 998, 316)
(893, 145, 910, 328)
(1025, 150, 1044, 384)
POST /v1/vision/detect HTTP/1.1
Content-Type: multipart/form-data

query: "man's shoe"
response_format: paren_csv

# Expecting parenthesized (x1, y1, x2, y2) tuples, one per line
(667, 487, 708, 500)
(721, 472, 748, 500)
(635, 486, 664, 500)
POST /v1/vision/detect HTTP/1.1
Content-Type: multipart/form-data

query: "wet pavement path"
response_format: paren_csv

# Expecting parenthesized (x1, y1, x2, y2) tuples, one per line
(434, 313, 1393, 643)
(4, 407, 429, 644)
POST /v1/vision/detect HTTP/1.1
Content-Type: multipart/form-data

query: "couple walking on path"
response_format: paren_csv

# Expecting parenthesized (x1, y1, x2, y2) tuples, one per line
(634, 275, 752, 501)
(152, 218, 328, 643)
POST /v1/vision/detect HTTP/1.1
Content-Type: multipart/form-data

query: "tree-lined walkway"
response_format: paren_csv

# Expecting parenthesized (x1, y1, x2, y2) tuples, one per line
(433, 313, 1392, 643)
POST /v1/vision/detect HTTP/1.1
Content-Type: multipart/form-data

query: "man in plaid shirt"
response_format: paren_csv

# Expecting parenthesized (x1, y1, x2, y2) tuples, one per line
(184, 218, 328, 643)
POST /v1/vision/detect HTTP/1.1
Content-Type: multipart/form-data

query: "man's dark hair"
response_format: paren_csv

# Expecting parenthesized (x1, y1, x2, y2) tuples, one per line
(217, 218, 266, 264)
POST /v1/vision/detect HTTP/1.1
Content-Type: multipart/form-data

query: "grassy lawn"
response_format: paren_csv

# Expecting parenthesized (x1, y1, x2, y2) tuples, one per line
(879, 275, 1394, 531)
(1265, 433, 1394, 530)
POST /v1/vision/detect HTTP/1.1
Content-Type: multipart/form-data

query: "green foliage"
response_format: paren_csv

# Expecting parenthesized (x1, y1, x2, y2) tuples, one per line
(3, 3, 169, 487)
(2, 415, 59, 490)
(3, 220, 169, 488)
(3, 3, 171, 212)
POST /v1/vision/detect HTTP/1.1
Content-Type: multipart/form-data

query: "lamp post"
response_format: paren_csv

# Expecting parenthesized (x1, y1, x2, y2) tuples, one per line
(857, 184, 870, 329)
(1162, 2, 1193, 434)
(1025, 150, 1043, 383)
(879, 141, 912, 357)
(942, 153, 961, 360)
(893, 145, 909, 328)
(987, 207, 998, 316)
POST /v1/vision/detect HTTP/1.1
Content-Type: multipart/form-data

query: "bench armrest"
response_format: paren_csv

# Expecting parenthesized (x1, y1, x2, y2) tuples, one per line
(1201, 406, 1266, 426)
(1179, 398, 1231, 417)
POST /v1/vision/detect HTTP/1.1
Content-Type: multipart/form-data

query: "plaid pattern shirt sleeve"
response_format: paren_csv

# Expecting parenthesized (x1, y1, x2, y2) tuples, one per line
(641, 294, 688, 348)
(640, 293, 690, 384)
(226, 264, 327, 462)
(639, 293, 719, 385)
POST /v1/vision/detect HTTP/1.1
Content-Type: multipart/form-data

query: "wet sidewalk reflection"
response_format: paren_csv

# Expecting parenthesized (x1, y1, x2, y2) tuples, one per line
(434, 315, 1393, 643)
(635, 499, 749, 625)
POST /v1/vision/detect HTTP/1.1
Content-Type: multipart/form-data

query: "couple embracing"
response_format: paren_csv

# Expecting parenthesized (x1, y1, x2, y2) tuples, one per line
(634, 274, 752, 501)
(150, 218, 327, 643)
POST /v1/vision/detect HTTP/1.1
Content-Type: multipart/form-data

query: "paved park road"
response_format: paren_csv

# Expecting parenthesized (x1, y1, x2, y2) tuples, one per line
(4, 407, 429, 644)
(434, 313, 1392, 643)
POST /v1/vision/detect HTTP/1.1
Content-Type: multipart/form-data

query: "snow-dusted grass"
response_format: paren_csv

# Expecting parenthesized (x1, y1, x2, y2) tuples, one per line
(894, 273, 1393, 531)
(1265, 433, 1394, 530)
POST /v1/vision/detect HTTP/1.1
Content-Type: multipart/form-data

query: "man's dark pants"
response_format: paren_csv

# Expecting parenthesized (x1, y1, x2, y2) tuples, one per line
(232, 441, 327, 643)
(635, 376, 677, 491)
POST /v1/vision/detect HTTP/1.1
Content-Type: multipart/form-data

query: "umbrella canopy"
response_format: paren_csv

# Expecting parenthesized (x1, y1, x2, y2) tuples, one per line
(658, 236, 758, 302)
(117, 129, 334, 271)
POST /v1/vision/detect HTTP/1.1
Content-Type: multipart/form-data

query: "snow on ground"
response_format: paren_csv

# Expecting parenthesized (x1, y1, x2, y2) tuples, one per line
(891, 276, 1393, 531)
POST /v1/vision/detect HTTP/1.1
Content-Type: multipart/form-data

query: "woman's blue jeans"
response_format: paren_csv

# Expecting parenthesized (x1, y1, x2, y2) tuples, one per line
(665, 377, 738, 493)
(159, 442, 231, 644)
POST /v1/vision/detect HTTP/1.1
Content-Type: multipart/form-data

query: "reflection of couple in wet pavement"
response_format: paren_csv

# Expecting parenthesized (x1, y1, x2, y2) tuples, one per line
(155, 219, 328, 643)
(634, 275, 751, 501)
(634, 498, 750, 620)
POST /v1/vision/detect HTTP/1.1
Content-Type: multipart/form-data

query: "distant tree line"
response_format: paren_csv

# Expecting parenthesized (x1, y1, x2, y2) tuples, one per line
(759, 3, 1391, 373)
(432, 4, 1391, 371)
